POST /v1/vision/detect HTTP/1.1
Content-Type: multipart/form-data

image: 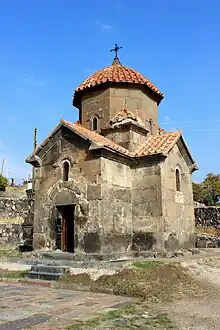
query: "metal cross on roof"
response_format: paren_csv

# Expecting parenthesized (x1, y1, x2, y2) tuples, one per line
(110, 43, 122, 58)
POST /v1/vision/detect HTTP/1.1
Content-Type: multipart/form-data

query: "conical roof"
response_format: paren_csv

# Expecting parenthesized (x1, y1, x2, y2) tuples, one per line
(73, 58, 164, 107)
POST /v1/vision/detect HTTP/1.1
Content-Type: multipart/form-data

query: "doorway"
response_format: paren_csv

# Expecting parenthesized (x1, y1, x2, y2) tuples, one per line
(56, 205, 75, 253)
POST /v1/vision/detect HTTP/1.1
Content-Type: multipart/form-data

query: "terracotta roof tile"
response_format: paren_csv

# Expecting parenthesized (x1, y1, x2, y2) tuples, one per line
(28, 119, 180, 162)
(62, 119, 131, 156)
(74, 63, 164, 99)
(63, 119, 180, 158)
(135, 131, 180, 157)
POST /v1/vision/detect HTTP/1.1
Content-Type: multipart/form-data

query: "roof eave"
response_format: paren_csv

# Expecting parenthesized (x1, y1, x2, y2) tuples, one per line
(73, 81, 164, 108)
(161, 131, 182, 157)
(178, 134, 197, 167)
(61, 119, 89, 142)
(134, 152, 165, 160)
(63, 120, 133, 157)
(190, 164, 199, 173)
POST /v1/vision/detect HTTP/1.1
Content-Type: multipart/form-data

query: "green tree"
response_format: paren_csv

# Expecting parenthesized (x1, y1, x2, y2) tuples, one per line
(193, 173, 220, 206)
(192, 182, 204, 203)
(202, 173, 220, 205)
(0, 174, 8, 191)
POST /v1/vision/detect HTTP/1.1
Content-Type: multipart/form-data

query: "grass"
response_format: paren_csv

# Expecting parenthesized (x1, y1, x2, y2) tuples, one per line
(133, 260, 165, 269)
(67, 304, 176, 329)
(56, 273, 92, 290)
(0, 217, 24, 223)
(0, 249, 21, 259)
(0, 269, 28, 279)
(0, 250, 25, 279)
(59, 273, 92, 286)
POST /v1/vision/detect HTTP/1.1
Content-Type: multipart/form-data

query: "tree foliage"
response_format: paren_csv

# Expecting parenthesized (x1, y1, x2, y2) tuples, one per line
(0, 174, 8, 191)
(193, 173, 220, 206)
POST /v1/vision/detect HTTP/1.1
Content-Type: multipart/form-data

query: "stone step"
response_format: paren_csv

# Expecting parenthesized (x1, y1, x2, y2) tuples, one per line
(26, 271, 63, 281)
(9, 257, 130, 269)
(31, 265, 67, 274)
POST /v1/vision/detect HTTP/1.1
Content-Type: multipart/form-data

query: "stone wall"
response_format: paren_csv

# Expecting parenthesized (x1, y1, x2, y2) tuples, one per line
(195, 204, 220, 248)
(0, 222, 23, 248)
(80, 85, 159, 134)
(195, 205, 220, 228)
(160, 142, 195, 250)
(109, 86, 158, 132)
(81, 88, 110, 133)
(0, 193, 33, 249)
(99, 156, 132, 253)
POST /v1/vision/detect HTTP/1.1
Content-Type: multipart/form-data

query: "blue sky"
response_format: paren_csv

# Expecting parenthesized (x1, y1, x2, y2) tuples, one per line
(0, 0, 220, 183)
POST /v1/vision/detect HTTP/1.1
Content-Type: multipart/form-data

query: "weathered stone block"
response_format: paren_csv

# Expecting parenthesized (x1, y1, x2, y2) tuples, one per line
(33, 233, 46, 249)
(100, 234, 132, 253)
(164, 233, 179, 251)
(54, 189, 79, 206)
(132, 232, 156, 250)
(84, 232, 101, 253)
(87, 184, 102, 200)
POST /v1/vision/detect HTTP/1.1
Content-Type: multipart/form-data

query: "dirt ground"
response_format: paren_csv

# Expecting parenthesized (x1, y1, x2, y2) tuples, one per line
(62, 249, 220, 329)
(2, 249, 220, 329)
(154, 250, 220, 329)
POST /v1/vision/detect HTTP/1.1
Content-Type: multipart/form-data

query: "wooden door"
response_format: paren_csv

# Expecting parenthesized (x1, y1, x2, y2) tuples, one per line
(61, 216, 67, 252)
(56, 212, 62, 250)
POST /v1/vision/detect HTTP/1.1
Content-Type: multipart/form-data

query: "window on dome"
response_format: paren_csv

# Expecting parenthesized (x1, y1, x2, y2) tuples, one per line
(92, 117, 98, 131)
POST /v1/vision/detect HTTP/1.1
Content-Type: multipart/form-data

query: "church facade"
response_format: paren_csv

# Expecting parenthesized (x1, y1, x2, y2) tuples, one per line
(26, 48, 198, 253)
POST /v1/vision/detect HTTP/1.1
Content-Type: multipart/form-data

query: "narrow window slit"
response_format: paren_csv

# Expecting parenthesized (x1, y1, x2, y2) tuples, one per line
(63, 161, 69, 181)
(92, 117, 98, 131)
(176, 169, 181, 191)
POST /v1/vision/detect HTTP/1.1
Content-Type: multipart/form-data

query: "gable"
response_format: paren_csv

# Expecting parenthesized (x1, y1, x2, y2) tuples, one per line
(163, 140, 196, 176)
(44, 128, 90, 166)
(26, 125, 90, 166)
(176, 136, 197, 171)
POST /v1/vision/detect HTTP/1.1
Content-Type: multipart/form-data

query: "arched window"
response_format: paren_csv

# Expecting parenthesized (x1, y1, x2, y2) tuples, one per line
(92, 117, 98, 131)
(63, 161, 69, 182)
(149, 119, 153, 135)
(176, 169, 181, 191)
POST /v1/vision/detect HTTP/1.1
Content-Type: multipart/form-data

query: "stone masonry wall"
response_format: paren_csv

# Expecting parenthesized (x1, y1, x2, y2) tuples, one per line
(160, 143, 195, 250)
(0, 195, 30, 248)
(109, 86, 158, 132)
(195, 205, 220, 228)
(195, 204, 220, 248)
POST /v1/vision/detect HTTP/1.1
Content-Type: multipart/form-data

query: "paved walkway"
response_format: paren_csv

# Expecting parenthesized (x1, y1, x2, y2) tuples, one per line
(0, 282, 134, 329)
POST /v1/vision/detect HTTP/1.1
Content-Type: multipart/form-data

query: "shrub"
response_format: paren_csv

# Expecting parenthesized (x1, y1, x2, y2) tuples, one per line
(0, 174, 8, 191)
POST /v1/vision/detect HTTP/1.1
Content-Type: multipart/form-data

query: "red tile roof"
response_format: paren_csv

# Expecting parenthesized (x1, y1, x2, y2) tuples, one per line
(135, 131, 181, 156)
(27, 119, 181, 163)
(74, 63, 164, 100)
(62, 119, 131, 156)
(62, 119, 180, 158)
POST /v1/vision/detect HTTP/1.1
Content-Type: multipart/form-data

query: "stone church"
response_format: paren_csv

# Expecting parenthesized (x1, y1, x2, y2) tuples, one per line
(26, 46, 198, 254)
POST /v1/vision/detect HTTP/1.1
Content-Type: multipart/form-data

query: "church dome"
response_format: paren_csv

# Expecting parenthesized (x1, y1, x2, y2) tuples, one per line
(73, 57, 164, 107)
